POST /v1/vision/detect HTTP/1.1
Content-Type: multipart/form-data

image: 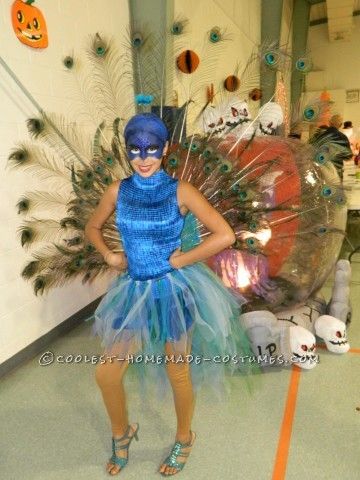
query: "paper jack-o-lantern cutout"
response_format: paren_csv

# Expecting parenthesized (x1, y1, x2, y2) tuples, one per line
(11, 0, 48, 48)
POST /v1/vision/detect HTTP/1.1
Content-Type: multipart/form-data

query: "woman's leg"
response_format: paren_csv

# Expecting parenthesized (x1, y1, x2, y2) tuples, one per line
(159, 338, 196, 475)
(95, 340, 137, 475)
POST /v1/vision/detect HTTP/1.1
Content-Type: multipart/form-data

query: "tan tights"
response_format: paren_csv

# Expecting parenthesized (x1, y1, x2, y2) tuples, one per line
(95, 341, 196, 441)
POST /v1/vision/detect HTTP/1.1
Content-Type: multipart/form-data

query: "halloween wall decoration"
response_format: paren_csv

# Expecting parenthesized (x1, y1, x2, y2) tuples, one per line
(11, 0, 48, 48)
(249, 88, 262, 101)
(224, 75, 240, 92)
(176, 50, 200, 74)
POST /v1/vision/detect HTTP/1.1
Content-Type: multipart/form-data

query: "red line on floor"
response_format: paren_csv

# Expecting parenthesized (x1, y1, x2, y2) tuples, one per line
(272, 365, 302, 480)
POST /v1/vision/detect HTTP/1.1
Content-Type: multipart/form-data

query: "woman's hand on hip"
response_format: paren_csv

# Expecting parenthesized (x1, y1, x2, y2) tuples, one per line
(169, 247, 183, 269)
(105, 252, 128, 271)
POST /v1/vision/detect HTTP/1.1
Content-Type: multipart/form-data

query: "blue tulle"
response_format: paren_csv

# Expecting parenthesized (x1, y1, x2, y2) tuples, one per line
(89, 261, 257, 402)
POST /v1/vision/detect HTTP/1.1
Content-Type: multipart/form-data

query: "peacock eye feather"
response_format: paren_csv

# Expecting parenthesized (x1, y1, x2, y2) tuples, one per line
(26, 118, 45, 137)
(80, 179, 93, 191)
(203, 162, 213, 175)
(8, 147, 29, 165)
(34, 276, 46, 296)
(95, 164, 104, 174)
(202, 147, 214, 159)
(190, 140, 202, 152)
(105, 156, 114, 166)
(317, 226, 329, 235)
(102, 175, 112, 185)
(71, 255, 86, 269)
(63, 55, 74, 69)
(132, 32, 143, 48)
(17, 198, 29, 214)
(295, 57, 312, 73)
(248, 221, 258, 232)
(219, 160, 232, 173)
(245, 237, 260, 253)
(238, 190, 248, 201)
(82, 272, 91, 283)
(92, 33, 107, 57)
(302, 101, 321, 122)
(83, 170, 94, 181)
(167, 154, 179, 168)
(314, 149, 329, 165)
(264, 51, 278, 67)
(181, 138, 190, 150)
(214, 154, 224, 164)
(303, 107, 315, 121)
(335, 195, 346, 206)
(171, 21, 183, 35)
(209, 27, 222, 43)
(22, 261, 39, 279)
(20, 228, 33, 247)
(321, 186, 333, 197)
(85, 243, 95, 253)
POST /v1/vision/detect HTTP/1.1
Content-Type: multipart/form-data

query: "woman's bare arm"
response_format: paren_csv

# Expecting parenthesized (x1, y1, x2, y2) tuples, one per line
(171, 180, 235, 268)
(84, 180, 120, 259)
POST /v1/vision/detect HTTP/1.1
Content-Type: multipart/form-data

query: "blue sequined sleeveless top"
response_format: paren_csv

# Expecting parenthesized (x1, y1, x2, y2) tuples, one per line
(116, 168, 185, 280)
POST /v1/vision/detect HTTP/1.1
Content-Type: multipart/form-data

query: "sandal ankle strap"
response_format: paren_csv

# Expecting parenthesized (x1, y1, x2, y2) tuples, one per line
(112, 423, 139, 448)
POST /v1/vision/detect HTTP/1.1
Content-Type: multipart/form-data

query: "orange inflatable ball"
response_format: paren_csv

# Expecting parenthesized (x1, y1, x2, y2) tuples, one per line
(11, 0, 48, 48)
(224, 75, 240, 92)
(176, 50, 200, 74)
(249, 88, 262, 101)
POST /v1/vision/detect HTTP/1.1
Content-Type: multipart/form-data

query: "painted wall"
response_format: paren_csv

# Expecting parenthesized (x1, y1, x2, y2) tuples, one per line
(0, 0, 132, 364)
(307, 17, 360, 126)
(172, 0, 261, 128)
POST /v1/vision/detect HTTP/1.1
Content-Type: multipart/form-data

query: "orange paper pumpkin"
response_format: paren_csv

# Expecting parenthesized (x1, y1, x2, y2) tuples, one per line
(11, 0, 48, 49)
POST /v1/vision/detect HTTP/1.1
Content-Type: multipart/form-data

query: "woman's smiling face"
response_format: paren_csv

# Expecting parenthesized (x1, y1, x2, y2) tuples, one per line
(126, 131, 168, 177)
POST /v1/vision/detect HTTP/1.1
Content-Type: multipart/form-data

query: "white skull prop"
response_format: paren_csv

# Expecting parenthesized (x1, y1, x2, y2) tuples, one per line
(255, 102, 284, 136)
(289, 325, 318, 369)
(315, 315, 350, 354)
(223, 98, 252, 128)
(202, 105, 226, 135)
(202, 98, 252, 136)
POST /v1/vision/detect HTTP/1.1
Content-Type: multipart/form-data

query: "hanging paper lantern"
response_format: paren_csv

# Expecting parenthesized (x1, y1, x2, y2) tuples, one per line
(249, 88, 262, 101)
(11, 0, 48, 48)
(176, 50, 200, 74)
(224, 75, 240, 92)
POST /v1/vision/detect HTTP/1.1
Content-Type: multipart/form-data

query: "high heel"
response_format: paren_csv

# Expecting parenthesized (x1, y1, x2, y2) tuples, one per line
(107, 423, 140, 475)
(159, 431, 196, 476)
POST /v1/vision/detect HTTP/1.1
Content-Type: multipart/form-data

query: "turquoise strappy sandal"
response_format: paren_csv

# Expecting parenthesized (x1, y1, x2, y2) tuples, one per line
(159, 431, 196, 476)
(108, 423, 140, 475)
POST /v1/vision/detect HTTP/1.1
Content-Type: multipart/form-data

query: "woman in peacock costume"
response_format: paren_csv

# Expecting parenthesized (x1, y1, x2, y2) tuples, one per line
(7, 24, 348, 476)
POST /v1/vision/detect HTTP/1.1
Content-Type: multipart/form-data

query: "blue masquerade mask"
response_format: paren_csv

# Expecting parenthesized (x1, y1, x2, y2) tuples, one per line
(126, 132, 165, 161)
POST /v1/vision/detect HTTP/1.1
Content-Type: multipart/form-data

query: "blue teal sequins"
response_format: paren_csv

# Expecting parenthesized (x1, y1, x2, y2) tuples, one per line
(116, 168, 185, 280)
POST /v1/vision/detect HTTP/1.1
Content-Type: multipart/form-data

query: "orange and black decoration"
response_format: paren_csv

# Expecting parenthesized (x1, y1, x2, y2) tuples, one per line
(176, 50, 200, 74)
(249, 88, 262, 101)
(11, 0, 48, 48)
(224, 75, 240, 92)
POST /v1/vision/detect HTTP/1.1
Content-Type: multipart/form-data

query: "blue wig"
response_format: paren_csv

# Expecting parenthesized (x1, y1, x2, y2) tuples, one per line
(124, 113, 169, 146)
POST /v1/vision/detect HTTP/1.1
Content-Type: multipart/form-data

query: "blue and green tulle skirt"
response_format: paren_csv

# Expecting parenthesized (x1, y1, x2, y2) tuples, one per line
(89, 262, 257, 402)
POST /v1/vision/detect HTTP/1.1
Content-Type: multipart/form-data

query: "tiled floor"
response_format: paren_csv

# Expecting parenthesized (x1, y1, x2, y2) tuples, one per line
(1, 252, 359, 480)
